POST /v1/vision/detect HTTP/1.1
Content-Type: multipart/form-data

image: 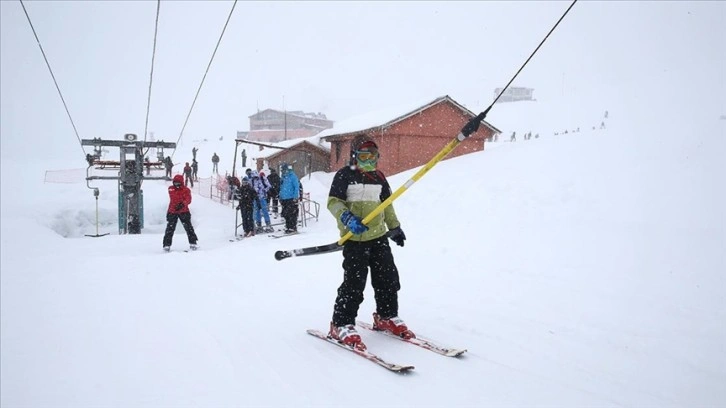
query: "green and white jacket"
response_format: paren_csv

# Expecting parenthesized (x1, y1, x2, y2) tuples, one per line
(327, 166, 401, 242)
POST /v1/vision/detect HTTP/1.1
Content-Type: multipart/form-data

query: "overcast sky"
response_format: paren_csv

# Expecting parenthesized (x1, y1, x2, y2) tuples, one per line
(1, 1, 724, 162)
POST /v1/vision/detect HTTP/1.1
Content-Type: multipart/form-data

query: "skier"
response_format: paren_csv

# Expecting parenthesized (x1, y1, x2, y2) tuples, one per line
(163, 174, 198, 251)
(235, 177, 259, 237)
(249, 170, 273, 233)
(326, 135, 411, 351)
(267, 167, 281, 217)
(278, 163, 300, 234)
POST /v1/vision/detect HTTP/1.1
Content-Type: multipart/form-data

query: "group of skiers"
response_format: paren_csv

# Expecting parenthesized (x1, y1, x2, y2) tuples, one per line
(231, 165, 302, 237)
(163, 137, 413, 350)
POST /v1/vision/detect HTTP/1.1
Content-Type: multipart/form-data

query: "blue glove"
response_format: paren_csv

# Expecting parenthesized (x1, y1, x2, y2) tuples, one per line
(340, 211, 368, 234)
(388, 226, 406, 247)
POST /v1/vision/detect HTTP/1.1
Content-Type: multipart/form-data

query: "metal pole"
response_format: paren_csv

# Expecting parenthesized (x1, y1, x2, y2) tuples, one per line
(232, 140, 239, 177)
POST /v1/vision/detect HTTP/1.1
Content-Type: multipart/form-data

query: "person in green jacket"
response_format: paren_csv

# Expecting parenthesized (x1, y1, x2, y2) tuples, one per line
(326, 135, 412, 351)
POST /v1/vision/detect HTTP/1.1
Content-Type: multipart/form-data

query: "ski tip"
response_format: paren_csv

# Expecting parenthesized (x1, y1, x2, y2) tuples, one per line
(275, 250, 292, 261)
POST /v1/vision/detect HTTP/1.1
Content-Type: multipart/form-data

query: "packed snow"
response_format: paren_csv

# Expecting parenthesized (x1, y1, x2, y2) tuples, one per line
(2, 98, 725, 406)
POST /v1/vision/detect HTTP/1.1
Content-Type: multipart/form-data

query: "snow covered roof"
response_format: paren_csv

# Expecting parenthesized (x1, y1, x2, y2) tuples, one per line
(317, 95, 500, 140)
(243, 134, 331, 160)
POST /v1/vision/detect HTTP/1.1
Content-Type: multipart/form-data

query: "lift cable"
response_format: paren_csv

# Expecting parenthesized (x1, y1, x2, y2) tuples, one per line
(491, 0, 578, 107)
(172, 0, 238, 159)
(142, 0, 161, 156)
(19, 0, 86, 156)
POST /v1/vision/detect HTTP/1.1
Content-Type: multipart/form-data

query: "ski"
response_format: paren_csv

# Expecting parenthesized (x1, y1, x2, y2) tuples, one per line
(274, 230, 399, 260)
(306, 329, 415, 373)
(356, 321, 467, 357)
(269, 231, 302, 239)
(275, 241, 342, 260)
(230, 232, 264, 242)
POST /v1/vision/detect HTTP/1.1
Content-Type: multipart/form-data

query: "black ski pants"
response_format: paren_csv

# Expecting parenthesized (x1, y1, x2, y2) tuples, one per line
(332, 236, 401, 326)
(162, 212, 198, 247)
(269, 190, 279, 214)
(239, 205, 255, 233)
(280, 199, 299, 231)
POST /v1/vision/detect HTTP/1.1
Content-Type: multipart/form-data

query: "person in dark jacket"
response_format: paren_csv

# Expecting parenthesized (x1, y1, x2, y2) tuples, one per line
(163, 174, 198, 251)
(266, 168, 281, 217)
(235, 178, 259, 237)
(325, 135, 411, 351)
(183, 162, 193, 187)
(212, 153, 220, 173)
(164, 156, 174, 178)
(191, 159, 199, 181)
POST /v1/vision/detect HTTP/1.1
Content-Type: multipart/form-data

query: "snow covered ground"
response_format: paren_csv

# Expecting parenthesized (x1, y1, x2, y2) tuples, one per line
(2, 99, 725, 406)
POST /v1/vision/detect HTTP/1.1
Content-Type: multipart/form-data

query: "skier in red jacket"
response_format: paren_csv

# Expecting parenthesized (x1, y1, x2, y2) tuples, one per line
(163, 174, 198, 251)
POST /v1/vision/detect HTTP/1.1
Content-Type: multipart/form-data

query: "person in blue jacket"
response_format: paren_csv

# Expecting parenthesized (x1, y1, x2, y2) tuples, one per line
(278, 163, 300, 233)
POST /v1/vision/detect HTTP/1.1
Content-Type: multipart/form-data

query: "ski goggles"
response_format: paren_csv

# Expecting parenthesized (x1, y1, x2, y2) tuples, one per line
(173, 181, 182, 187)
(356, 149, 379, 161)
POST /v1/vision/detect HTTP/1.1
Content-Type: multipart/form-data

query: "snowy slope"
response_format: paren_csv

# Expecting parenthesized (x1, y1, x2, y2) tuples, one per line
(2, 106, 725, 407)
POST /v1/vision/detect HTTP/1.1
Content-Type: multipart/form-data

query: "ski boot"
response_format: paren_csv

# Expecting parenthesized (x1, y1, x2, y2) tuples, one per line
(328, 322, 366, 351)
(372, 313, 415, 339)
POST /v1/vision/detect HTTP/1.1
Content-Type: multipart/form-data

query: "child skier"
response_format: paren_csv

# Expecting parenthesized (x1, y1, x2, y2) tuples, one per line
(325, 135, 411, 351)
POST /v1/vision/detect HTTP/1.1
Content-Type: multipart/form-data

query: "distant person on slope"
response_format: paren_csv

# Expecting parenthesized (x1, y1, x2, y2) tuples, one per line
(164, 156, 174, 179)
(183, 162, 194, 187)
(163, 174, 198, 252)
(325, 135, 411, 351)
(212, 153, 220, 174)
(191, 159, 199, 181)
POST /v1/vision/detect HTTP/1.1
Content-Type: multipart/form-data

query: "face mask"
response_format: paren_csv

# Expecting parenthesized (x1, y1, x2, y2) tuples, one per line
(356, 149, 379, 172)
(173, 182, 182, 187)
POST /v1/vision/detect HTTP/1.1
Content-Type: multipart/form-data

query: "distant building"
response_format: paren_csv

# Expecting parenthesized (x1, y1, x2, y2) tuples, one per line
(245, 109, 334, 143)
(493, 87, 535, 103)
